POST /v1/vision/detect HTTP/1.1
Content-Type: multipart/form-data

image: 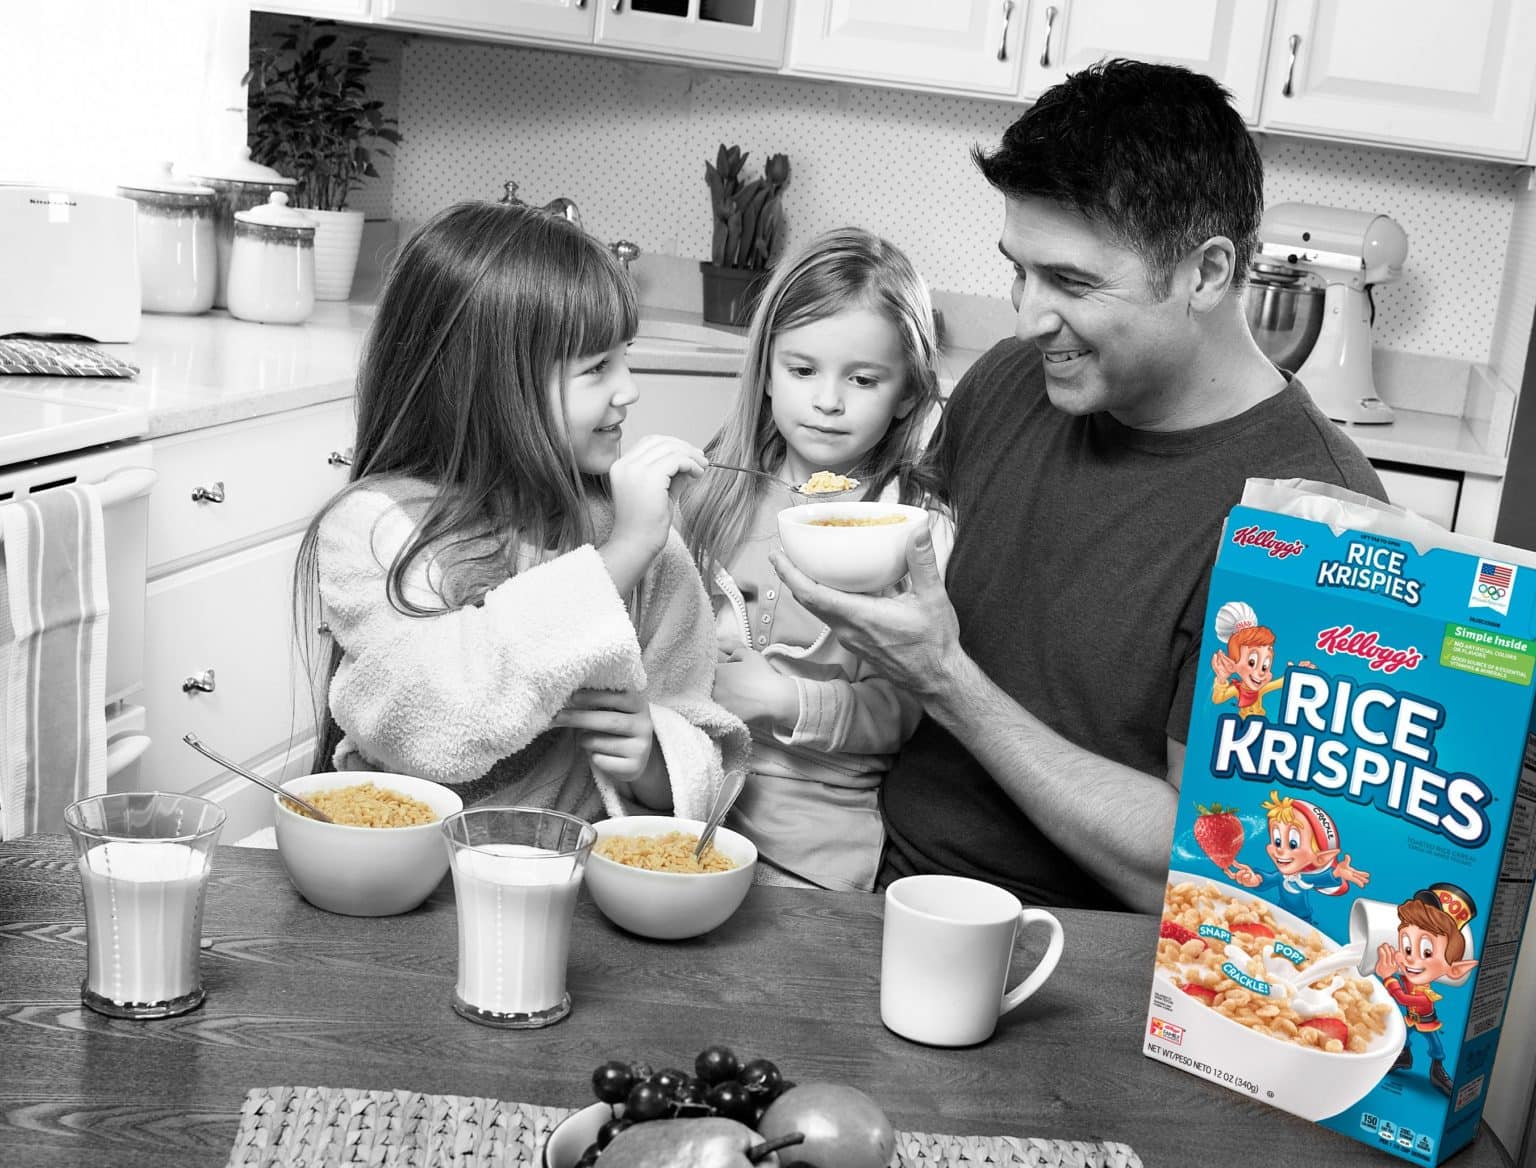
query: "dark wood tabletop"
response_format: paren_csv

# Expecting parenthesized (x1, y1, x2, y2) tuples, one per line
(0, 834, 1512, 1168)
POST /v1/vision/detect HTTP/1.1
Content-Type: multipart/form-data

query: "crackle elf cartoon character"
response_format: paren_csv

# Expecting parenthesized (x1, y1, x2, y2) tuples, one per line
(1229, 791, 1370, 921)
(1375, 883, 1480, 1098)
(1209, 601, 1310, 719)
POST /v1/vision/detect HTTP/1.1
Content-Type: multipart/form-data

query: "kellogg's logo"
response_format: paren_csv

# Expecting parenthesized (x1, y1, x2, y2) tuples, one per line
(1315, 625, 1423, 673)
(1231, 524, 1305, 559)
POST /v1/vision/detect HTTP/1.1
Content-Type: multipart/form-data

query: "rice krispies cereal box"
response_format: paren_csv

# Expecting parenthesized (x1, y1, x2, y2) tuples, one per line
(1143, 480, 1536, 1165)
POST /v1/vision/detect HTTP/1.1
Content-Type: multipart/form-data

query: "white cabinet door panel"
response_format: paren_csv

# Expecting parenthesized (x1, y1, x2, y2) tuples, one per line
(627, 373, 739, 449)
(598, 1, 788, 69)
(377, 0, 595, 41)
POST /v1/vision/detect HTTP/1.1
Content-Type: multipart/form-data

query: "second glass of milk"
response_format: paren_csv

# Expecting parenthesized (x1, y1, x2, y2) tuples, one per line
(441, 807, 596, 1029)
(62, 792, 226, 1019)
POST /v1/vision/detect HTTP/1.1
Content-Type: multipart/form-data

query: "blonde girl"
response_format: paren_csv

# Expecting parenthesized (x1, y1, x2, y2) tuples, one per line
(295, 201, 747, 822)
(678, 227, 953, 890)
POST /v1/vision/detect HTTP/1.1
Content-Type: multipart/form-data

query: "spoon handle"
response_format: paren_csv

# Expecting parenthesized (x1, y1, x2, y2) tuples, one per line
(181, 733, 335, 823)
(694, 768, 747, 860)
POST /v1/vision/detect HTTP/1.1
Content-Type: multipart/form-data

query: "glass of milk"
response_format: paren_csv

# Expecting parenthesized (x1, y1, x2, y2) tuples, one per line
(441, 807, 596, 1029)
(62, 792, 226, 1019)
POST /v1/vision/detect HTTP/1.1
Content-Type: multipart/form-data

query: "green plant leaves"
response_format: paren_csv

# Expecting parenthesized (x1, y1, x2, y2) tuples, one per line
(704, 143, 790, 271)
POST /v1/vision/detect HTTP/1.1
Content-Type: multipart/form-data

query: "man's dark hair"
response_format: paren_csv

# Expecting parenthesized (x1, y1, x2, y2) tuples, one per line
(973, 58, 1264, 298)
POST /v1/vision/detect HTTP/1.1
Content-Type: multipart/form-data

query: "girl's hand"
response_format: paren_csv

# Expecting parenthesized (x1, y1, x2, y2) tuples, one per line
(602, 435, 707, 594)
(713, 644, 796, 729)
(554, 688, 656, 786)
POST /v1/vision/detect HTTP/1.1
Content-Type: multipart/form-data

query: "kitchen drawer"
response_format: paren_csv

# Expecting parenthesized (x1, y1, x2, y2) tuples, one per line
(147, 398, 355, 574)
(140, 531, 325, 795)
(1373, 461, 1462, 531)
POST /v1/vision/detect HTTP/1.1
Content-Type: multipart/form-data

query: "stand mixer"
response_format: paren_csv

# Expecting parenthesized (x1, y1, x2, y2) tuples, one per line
(1251, 202, 1409, 425)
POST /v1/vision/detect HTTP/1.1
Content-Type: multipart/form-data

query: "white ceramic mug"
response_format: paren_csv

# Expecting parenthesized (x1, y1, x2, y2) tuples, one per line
(880, 874, 1064, 1046)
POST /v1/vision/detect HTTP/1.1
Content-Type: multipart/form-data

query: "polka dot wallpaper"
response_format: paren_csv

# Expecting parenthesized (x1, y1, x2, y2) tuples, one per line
(387, 36, 1526, 366)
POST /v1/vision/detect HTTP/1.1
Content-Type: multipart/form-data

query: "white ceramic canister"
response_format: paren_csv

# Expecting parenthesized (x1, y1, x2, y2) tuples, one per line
(116, 162, 218, 315)
(180, 149, 296, 309)
(227, 192, 315, 325)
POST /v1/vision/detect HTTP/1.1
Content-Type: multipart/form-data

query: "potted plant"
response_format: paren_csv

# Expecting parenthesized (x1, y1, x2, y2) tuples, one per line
(244, 17, 402, 301)
(701, 144, 791, 327)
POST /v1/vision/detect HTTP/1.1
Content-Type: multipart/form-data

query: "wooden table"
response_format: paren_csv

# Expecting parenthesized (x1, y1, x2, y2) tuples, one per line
(0, 835, 1512, 1168)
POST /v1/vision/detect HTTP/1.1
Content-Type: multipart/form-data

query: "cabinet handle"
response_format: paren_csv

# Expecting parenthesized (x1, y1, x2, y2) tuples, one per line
(1281, 33, 1300, 97)
(191, 481, 225, 504)
(182, 668, 216, 694)
(327, 448, 354, 467)
(611, 0, 622, 12)
(574, 0, 585, 7)
(997, 0, 1014, 62)
(1039, 5, 1057, 68)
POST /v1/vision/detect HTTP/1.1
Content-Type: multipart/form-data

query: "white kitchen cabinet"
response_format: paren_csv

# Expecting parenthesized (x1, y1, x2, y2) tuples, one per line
(627, 371, 739, 448)
(1018, 0, 1273, 125)
(1258, 0, 1536, 161)
(253, 0, 373, 18)
(375, 0, 786, 68)
(140, 398, 355, 803)
(1373, 461, 1462, 531)
(785, 0, 1027, 98)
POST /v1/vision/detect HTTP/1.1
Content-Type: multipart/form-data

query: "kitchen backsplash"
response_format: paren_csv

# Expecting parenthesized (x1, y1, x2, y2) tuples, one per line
(350, 30, 1526, 371)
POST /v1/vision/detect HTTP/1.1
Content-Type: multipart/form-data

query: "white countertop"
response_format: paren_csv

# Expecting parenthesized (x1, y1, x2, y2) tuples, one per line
(0, 299, 1513, 480)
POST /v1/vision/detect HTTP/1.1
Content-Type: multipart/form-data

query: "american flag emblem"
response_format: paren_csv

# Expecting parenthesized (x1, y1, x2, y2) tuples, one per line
(1479, 561, 1513, 588)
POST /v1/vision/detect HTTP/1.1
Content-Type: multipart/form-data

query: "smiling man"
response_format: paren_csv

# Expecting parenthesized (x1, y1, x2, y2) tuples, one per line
(771, 60, 1385, 913)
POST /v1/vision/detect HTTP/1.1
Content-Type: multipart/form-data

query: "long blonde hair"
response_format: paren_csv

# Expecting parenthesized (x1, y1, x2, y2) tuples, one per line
(679, 227, 943, 581)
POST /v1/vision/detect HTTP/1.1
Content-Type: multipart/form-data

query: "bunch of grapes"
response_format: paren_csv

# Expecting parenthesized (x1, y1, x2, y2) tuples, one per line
(575, 1044, 793, 1166)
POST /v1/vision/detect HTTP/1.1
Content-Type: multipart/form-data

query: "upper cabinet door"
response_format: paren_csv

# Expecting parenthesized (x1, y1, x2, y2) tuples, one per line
(785, 0, 1027, 98)
(1259, 0, 1536, 160)
(376, 0, 596, 42)
(597, 0, 788, 68)
(1019, 0, 1273, 125)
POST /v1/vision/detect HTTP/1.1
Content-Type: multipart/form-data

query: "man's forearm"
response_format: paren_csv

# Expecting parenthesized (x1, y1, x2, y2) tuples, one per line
(923, 653, 1177, 913)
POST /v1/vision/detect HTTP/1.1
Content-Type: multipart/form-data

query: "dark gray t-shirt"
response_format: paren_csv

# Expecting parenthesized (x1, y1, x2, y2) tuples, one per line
(878, 339, 1385, 910)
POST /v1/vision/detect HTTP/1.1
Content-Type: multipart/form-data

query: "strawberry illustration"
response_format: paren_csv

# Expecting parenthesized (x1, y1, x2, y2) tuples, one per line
(1299, 1017, 1349, 1047)
(1231, 921, 1276, 940)
(1160, 920, 1205, 948)
(1179, 983, 1218, 1005)
(1193, 803, 1245, 872)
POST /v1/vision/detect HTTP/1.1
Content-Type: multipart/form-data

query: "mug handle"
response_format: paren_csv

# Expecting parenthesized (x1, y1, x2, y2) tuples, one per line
(999, 907, 1064, 1015)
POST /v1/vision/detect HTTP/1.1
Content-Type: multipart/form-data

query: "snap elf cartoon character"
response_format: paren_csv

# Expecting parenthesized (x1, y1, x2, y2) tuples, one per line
(1209, 600, 1310, 719)
(1375, 883, 1480, 1098)
(1229, 790, 1370, 921)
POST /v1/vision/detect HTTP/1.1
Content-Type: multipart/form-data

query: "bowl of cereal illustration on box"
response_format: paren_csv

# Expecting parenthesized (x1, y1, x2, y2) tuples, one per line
(1148, 871, 1407, 1121)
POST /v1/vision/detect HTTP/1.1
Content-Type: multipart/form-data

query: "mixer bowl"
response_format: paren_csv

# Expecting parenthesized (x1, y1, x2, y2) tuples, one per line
(1242, 273, 1324, 373)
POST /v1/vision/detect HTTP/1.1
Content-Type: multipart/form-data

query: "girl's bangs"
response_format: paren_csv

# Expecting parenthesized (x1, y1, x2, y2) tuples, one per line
(566, 249, 638, 358)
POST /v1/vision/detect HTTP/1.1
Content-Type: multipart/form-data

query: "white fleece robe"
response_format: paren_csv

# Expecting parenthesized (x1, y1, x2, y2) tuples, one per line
(317, 477, 749, 823)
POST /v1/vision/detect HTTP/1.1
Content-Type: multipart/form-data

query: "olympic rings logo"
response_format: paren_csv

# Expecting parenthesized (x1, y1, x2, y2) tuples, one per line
(1477, 583, 1507, 600)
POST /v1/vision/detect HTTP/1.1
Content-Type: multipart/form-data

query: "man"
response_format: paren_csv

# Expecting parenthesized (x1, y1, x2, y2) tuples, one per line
(770, 60, 1384, 914)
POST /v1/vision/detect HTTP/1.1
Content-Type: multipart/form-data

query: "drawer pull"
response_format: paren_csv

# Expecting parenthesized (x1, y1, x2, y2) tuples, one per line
(191, 481, 226, 504)
(1039, 4, 1056, 68)
(327, 448, 354, 467)
(997, 0, 1014, 62)
(182, 668, 216, 694)
(1282, 33, 1300, 97)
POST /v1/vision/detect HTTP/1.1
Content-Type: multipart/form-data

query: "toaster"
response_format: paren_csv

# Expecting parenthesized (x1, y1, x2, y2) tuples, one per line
(0, 185, 141, 342)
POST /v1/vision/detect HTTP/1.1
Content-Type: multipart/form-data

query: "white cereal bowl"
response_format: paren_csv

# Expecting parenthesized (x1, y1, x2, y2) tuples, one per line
(777, 501, 929, 594)
(1153, 870, 1406, 1121)
(273, 772, 464, 917)
(585, 815, 757, 940)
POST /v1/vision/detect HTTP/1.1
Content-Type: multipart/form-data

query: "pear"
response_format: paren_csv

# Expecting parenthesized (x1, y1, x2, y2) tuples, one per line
(598, 1116, 803, 1168)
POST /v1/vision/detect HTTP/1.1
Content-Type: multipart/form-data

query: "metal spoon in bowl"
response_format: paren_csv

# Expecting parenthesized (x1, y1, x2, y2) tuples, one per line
(693, 768, 747, 861)
(707, 462, 861, 500)
(181, 732, 335, 823)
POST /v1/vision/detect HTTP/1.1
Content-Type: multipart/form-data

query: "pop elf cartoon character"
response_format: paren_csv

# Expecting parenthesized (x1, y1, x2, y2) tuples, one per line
(1375, 883, 1480, 1098)
(1209, 600, 1310, 718)
(1229, 791, 1370, 921)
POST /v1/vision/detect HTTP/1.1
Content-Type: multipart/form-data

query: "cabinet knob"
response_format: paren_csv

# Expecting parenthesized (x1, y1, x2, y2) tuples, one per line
(191, 481, 226, 504)
(327, 448, 354, 467)
(182, 668, 216, 694)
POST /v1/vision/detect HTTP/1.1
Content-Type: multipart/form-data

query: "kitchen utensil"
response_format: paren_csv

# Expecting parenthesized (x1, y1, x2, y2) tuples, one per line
(708, 462, 861, 498)
(181, 733, 334, 822)
(1242, 262, 1324, 373)
(1252, 202, 1409, 425)
(0, 184, 140, 342)
(116, 163, 217, 315)
(226, 192, 316, 325)
(694, 767, 746, 860)
(181, 149, 296, 309)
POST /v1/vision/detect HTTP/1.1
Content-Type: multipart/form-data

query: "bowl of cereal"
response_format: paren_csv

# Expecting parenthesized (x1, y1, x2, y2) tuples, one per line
(1153, 870, 1407, 1121)
(777, 501, 929, 593)
(585, 815, 757, 940)
(273, 772, 464, 917)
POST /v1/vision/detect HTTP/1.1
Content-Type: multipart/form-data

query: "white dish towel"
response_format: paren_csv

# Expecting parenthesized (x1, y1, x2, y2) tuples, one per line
(0, 482, 109, 839)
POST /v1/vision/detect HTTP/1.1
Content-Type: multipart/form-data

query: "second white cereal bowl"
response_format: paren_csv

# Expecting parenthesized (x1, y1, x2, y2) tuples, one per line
(585, 815, 757, 940)
(1151, 870, 1406, 1121)
(273, 772, 463, 917)
(777, 501, 928, 593)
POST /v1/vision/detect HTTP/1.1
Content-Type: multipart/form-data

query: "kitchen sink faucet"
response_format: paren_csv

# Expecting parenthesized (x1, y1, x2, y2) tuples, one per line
(497, 181, 637, 275)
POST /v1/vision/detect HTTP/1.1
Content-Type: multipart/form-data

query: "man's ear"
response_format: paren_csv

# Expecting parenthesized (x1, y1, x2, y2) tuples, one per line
(1186, 235, 1237, 314)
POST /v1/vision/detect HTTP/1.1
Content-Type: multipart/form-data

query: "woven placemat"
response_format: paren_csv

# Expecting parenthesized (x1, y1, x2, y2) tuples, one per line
(226, 1086, 1142, 1168)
